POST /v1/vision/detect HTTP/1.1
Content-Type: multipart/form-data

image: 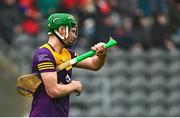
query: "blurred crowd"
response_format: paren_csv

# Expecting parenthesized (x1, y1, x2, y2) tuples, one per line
(0, 0, 180, 52)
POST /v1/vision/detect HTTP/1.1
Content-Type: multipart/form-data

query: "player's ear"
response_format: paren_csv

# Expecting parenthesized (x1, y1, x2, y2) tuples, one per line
(58, 26, 66, 35)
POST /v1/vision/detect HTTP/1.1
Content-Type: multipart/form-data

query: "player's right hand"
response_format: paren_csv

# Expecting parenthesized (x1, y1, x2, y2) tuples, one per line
(71, 80, 83, 96)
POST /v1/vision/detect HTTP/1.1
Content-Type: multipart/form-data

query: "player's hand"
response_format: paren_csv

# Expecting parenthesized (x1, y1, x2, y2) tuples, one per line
(91, 42, 107, 57)
(71, 80, 83, 96)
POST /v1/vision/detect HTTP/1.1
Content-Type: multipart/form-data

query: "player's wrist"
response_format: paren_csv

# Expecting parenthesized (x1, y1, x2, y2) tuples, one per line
(69, 80, 78, 92)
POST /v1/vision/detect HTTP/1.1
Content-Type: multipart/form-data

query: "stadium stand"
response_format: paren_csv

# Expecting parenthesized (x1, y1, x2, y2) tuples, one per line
(70, 49, 180, 117)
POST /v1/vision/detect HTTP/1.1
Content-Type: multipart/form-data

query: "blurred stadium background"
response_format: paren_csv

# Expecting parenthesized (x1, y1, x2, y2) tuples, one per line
(0, 0, 180, 116)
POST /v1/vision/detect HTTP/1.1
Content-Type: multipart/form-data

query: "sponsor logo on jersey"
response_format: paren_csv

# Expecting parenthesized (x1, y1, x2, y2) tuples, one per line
(65, 74, 71, 83)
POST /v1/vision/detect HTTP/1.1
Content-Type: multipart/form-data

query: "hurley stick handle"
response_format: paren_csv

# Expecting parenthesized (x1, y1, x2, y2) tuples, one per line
(56, 37, 117, 71)
(76, 37, 117, 62)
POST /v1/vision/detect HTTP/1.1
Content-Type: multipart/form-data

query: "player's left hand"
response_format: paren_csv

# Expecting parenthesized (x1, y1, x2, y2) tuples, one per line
(91, 42, 107, 57)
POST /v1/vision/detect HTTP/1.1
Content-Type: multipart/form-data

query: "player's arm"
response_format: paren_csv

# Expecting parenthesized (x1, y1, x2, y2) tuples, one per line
(41, 72, 82, 98)
(35, 49, 82, 98)
(75, 42, 107, 71)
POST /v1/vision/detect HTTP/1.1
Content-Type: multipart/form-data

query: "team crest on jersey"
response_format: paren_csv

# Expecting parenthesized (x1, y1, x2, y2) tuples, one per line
(37, 54, 50, 62)
(65, 74, 71, 83)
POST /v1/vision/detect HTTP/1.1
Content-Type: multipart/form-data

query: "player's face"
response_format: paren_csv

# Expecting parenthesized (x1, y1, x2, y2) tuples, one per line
(64, 27, 77, 47)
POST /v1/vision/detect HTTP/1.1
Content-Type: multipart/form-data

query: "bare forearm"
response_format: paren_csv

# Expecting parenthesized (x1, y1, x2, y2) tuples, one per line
(91, 54, 106, 71)
(46, 81, 82, 98)
(75, 42, 107, 71)
(51, 83, 75, 98)
(42, 72, 82, 98)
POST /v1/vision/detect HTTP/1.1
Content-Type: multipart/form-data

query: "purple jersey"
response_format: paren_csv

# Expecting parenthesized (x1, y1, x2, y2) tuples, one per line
(29, 43, 77, 117)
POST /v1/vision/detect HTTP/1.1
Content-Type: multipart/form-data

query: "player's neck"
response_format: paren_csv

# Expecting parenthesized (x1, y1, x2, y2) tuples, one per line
(48, 35, 64, 54)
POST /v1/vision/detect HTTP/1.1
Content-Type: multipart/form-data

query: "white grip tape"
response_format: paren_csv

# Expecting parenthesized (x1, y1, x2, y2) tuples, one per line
(70, 58, 77, 65)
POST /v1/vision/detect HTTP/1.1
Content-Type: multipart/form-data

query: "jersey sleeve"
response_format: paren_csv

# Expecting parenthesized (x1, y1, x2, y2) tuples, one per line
(32, 48, 56, 73)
